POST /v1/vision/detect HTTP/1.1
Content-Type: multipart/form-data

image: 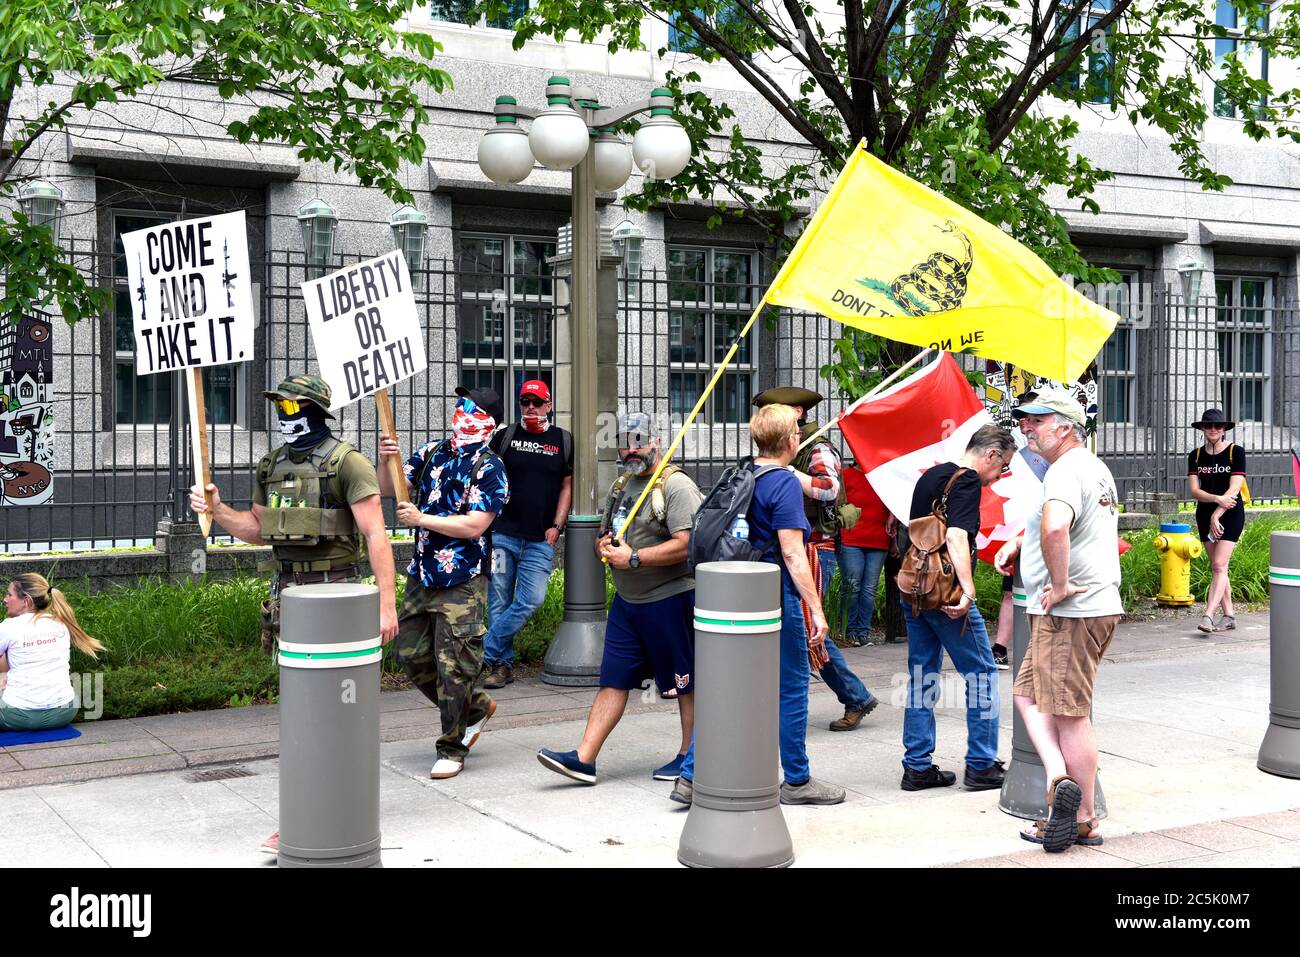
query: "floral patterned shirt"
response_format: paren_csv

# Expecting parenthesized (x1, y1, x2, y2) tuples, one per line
(404, 438, 509, 589)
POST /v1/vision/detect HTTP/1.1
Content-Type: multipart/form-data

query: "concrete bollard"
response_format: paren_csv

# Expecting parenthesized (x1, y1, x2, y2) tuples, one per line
(1259, 531, 1300, 777)
(999, 569, 1107, 820)
(277, 582, 383, 868)
(678, 561, 793, 869)
(543, 515, 605, 687)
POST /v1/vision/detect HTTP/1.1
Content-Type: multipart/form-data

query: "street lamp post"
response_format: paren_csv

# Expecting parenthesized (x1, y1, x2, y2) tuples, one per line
(478, 77, 691, 685)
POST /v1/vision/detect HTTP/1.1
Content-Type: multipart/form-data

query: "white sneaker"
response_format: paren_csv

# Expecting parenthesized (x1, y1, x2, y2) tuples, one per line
(462, 697, 498, 750)
(430, 758, 463, 780)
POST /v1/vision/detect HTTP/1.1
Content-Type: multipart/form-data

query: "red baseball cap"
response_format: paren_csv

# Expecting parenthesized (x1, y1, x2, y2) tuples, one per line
(520, 379, 551, 401)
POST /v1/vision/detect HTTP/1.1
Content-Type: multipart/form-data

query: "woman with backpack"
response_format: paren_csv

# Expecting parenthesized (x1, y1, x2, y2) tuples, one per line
(1187, 409, 1247, 634)
(0, 573, 103, 731)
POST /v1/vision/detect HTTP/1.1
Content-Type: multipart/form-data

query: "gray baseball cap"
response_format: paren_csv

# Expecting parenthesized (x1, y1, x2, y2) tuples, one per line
(1011, 386, 1085, 425)
(617, 411, 657, 444)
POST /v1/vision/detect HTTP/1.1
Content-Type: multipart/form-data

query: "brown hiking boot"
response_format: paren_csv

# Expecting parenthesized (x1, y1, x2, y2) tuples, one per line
(829, 695, 878, 732)
(481, 663, 513, 690)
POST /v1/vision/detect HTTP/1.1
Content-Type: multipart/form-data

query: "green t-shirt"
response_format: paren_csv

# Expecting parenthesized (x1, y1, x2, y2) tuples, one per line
(610, 471, 704, 604)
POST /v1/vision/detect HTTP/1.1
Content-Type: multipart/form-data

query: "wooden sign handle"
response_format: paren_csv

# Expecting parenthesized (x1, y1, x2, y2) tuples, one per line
(373, 388, 409, 505)
(187, 368, 213, 537)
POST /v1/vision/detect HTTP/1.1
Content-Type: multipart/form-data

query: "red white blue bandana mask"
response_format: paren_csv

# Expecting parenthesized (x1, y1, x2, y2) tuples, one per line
(452, 398, 495, 449)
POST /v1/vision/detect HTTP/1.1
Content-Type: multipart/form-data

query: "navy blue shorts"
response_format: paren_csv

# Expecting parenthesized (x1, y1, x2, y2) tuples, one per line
(600, 590, 696, 695)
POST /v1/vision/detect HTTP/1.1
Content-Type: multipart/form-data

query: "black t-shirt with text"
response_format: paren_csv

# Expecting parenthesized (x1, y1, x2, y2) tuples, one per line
(909, 462, 982, 556)
(489, 424, 574, 541)
(1188, 444, 1247, 506)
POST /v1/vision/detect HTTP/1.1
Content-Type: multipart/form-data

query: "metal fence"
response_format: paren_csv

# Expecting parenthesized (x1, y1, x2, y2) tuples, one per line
(4, 245, 1299, 554)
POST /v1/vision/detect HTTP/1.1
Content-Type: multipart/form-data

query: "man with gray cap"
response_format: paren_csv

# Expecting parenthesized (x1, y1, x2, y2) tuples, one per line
(996, 387, 1121, 853)
(537, 412, 704, 785)
(752, 387, 879, 733)
(191, 372, 398, 856)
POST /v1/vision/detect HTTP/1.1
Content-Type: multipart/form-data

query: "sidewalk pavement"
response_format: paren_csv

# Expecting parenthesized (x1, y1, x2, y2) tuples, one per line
(4, 609, 1299, 867)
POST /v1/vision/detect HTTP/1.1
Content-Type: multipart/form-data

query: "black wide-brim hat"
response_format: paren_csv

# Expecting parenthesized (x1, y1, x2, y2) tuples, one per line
(1192, 408, 1234, 431)
(752, 386, 823, 410)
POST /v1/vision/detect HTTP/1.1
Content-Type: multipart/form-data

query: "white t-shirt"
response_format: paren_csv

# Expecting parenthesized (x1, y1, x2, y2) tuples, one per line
(1021, 446, 1123, 618)
(0, 613, 76, 710)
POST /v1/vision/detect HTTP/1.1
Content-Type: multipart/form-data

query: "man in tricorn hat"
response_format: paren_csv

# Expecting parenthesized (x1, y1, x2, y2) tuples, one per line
(752, 387, 879, 732)
(191, 372, 398, 855)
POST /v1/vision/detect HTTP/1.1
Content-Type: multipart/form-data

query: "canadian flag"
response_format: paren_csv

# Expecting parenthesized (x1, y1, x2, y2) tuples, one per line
(838, 353, 1043, 563)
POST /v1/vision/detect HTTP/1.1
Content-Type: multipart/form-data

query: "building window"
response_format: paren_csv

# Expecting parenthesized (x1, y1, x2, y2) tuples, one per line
(457, 233, 556, 420)
(427, 0, 528, 29)
(1213, 0, 1269, 119)
(111, 211, 247, 427)
(1216, 275, 1272, 423)
(667, 245, 757, 424)
(1096, 271, 1137, 423)
(668, 5, 755, 56)
(1055, 1, 1116, 105)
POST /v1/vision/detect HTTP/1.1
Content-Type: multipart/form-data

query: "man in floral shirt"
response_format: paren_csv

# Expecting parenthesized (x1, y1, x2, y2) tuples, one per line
(379, 386, 509, 780)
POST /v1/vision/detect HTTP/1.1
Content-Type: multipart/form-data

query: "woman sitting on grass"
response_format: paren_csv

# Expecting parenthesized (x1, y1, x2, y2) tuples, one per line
(0, 574, 103, 731)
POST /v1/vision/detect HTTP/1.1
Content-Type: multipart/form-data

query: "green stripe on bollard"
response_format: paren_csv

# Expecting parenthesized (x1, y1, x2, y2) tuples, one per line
(695, 615, 781, 627)
(1269, 566, 1300, 586)
(279, 648, 381, 660)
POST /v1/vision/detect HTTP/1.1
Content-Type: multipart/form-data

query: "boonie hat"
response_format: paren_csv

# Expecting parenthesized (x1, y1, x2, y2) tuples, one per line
(263, 373, 335, 419)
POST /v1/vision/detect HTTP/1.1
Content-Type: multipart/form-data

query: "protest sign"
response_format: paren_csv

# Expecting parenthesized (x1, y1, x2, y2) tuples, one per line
(122, 211, 255, 535)
(302, 250, 427, 503)
(0, 315, 55, 507)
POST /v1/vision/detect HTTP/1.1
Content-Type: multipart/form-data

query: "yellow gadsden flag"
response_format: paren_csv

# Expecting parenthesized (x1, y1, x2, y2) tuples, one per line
(766, 143, 1118, 382)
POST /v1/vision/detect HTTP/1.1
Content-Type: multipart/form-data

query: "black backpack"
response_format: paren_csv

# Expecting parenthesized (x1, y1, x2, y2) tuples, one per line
(687, 457, 786, 572)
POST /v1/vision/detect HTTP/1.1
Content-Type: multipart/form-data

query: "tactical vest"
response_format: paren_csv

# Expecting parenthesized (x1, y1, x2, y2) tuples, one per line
(256, 436, 363, 571)
(793, 424, 848, 537)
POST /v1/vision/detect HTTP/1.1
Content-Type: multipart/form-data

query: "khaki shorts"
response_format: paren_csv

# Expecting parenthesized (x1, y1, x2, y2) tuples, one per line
(1012, 614, 1122, 717)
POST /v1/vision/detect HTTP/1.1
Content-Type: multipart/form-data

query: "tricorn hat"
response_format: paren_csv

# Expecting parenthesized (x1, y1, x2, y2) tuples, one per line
(1192, 408, 1234, 431)
(752, 386, 823, 411)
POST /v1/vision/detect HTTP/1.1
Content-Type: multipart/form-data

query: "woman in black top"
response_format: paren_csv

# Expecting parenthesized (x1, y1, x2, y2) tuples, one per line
(1187, 409, 1247, 634)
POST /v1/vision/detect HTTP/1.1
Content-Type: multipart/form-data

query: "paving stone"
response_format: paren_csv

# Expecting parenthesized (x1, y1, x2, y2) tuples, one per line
(1092, 832, 1218, 865)
(1157, 820, 1278, 852)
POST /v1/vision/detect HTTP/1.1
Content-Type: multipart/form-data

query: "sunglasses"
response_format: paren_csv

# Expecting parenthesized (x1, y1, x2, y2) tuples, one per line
(275, 398, 302, 415)
(458, 396, 479, 415)
(519, 397, 548, 408)
(618, 434, 651, 448)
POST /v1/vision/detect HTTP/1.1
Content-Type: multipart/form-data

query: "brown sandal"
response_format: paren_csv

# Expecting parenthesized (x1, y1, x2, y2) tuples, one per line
(1042, 775, 1083, 852)
(1020, 817, 1103, 847)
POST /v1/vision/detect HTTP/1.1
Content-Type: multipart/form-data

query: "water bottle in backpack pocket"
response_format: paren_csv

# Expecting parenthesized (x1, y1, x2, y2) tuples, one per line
(687, 457, 785, 571)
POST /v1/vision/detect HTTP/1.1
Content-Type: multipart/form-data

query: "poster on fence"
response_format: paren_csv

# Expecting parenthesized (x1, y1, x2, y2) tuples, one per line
(301, 251, 426, 409)
(121, 211, 255, 375)
(981, 358, 1099, 453)
(0, 314, 55, 506)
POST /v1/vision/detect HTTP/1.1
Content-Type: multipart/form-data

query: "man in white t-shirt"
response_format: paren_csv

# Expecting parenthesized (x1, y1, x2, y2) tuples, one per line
(994, 388, 1122, 853)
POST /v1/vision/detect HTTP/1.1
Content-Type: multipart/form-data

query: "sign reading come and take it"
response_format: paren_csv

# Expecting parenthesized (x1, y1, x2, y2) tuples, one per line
(122, 211, 256, 375)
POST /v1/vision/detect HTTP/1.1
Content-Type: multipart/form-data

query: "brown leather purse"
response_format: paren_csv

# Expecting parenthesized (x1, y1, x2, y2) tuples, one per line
(896, 468, 969, 616)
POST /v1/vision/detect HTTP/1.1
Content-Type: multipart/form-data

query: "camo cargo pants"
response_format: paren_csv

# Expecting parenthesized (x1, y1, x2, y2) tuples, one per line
(395, 574, 494, 761)
(261, 569, 361, 655)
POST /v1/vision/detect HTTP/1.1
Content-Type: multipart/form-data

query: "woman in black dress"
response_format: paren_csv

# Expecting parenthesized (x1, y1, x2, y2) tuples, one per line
(1186, 409, 1247, 634)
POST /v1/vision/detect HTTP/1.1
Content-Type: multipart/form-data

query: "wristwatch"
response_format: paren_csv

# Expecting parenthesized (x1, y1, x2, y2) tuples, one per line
(549, 523, 564, 534)
(629, 549, 641, 569)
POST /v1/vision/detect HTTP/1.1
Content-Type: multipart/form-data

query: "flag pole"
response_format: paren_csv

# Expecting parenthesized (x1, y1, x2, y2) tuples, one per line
(795, 347, 934, 452)
(614, 296, 769, 542)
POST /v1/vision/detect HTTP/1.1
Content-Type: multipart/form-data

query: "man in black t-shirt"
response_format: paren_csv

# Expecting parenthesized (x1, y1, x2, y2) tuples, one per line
(900, 424, 1016, 793)
(481, 380, 574, 688)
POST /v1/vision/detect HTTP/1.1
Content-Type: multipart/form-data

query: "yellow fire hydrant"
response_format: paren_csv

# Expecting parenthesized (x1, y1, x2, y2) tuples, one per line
(1154, 522, 1203, 606)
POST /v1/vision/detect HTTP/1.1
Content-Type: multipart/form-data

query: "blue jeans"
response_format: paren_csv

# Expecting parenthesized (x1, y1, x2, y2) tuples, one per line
(901, 602, 1000, 772)
(483, 533, 554, 667)
(815, 548, 874, 710)
(838, 546, 887, 638)
(681, 573, 812, 785)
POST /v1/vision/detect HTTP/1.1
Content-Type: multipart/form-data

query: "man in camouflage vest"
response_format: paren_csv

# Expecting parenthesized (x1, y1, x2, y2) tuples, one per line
(752, 387, 879, 733)
(190, 373, 398, 855)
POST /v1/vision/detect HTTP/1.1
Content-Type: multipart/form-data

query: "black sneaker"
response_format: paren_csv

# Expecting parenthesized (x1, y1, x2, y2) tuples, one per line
(992, 645, 1010, 671)
(900, 764, 957, 791)
(963, 759, 1006, 791)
